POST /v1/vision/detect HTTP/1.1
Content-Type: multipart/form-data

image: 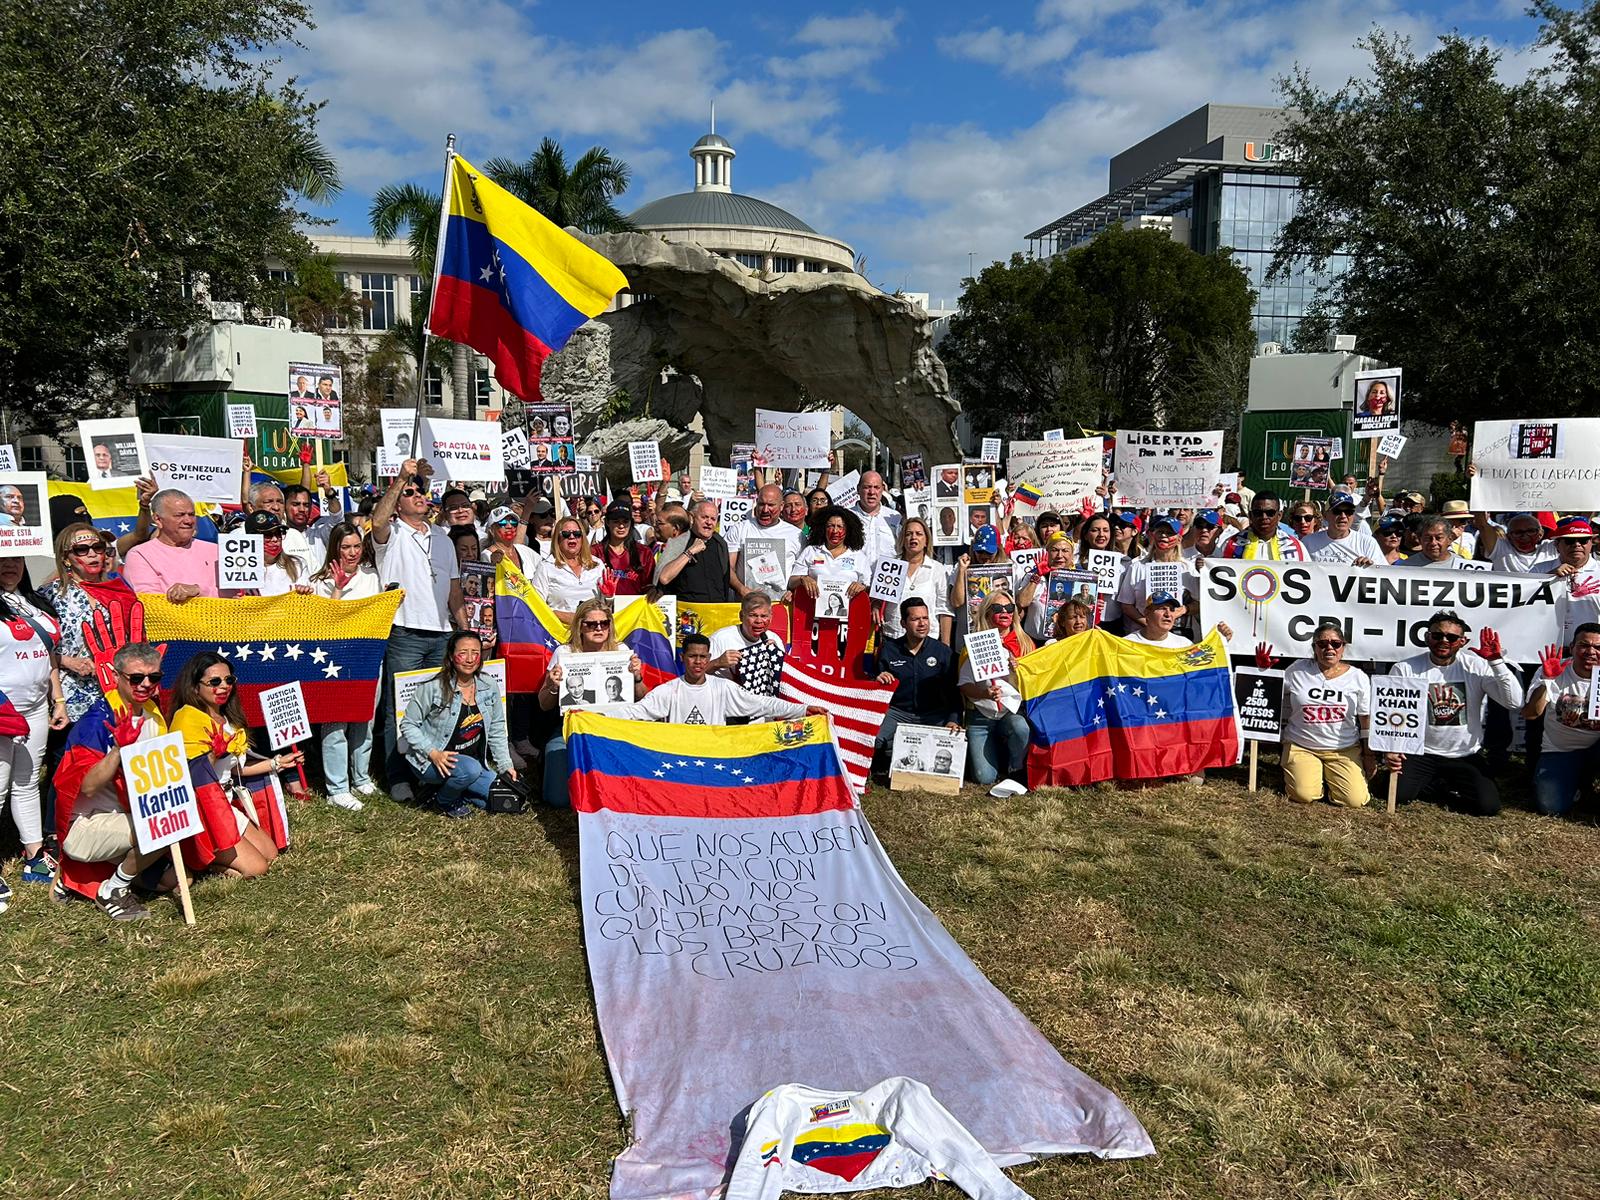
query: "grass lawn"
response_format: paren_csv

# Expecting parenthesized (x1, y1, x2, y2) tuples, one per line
(3, 764, 1598, 1200)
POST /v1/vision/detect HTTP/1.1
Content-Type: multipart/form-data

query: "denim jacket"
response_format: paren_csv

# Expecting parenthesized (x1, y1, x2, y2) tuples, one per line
(399, 673, 512, 776)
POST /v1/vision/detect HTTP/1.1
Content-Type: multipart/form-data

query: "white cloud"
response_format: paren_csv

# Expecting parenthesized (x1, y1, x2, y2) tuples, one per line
(794, 12, 902, 49)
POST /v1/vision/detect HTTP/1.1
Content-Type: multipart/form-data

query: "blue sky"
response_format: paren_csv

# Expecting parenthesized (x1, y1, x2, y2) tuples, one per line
(285, 0, 1546, 301)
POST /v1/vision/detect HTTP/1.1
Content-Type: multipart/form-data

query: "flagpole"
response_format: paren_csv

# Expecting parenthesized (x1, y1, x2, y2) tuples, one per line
(408, 133, 457, 472)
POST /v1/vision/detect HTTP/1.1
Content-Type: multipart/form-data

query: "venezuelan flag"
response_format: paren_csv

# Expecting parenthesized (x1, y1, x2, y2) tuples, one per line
(564, 711, 854, 818)
(142, 591, 403, 726)
(495, 558, 568, 692)
(48, 482, 224, 543)
(791, 1124, 892, 1182)
(613, 599, 676, 691)
(432, 154, 629, 402)
(677, 601, 790, 647)
(1013, 627, 1239, 786)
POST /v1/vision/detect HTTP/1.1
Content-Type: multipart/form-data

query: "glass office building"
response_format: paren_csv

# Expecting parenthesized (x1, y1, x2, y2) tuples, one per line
(1025, 105, 1341, 347)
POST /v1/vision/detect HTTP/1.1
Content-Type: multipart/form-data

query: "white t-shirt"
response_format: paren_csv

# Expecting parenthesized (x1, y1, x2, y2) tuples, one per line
(708, 625, 785, 678)
(794, 545, 872, 587)
(1302, 527, 1383, 565)
(0, 598, 59, 710)
(878, 559, 952, 639)
(312, 565, 382, 600)
(534, 558, 604, 612)
(1387, 651, 1525, 757)
(724, 517, 801, 559)
(1123, 628, 1193, 647)
(1283, 660, 1370, 751)
(612, 674, 805, 726)
(851, 504, 903, 564)
(373, 519, 460, 632)
(1530, 666, 1600, 752)
(1489, 539, 1557, 575)
(1549, 563, 1600, 646)
(256, 561, 301, 597)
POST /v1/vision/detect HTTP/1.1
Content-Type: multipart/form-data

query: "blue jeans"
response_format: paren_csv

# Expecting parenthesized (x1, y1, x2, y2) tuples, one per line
(542, 734, 570, 808)
(321, 721, 373, 795)
(382, 627, 449, 787)
(967, 710, 1030, 786)
(420, 754, 496, 810)
(1532, 744, 1600, 815)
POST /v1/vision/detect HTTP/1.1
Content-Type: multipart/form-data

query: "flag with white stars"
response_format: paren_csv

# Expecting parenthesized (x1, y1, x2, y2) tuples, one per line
(142, 591, 403, 725)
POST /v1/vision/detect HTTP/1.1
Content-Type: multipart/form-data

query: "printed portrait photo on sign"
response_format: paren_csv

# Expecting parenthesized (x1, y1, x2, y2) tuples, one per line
(1352, 369, 1402, 436)
(79, 418, 148, 489)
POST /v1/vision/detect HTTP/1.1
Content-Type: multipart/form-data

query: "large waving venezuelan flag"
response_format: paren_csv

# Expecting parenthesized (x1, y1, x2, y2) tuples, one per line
(1013, 627, 1240, 786)
(432, 154, 629, 402)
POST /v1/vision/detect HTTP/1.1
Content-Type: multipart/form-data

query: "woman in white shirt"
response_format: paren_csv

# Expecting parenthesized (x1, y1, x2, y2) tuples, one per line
(876, 517, 951, 643)
(789, 506, 872, 604)
(247, 511, 313, 596)
(536, 598, 644, 807)
(957, 589, 1035, 788)
(535, 516, 604, 621)
(309, 522, 382, 808)
(1019, 532, 1076, 642)
(1280, 620, 1374, 807)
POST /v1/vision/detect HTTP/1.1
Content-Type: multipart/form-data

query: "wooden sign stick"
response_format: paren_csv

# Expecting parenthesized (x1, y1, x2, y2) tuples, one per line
(169, 846, 196, 926)
(1247, 740, 1259, 792)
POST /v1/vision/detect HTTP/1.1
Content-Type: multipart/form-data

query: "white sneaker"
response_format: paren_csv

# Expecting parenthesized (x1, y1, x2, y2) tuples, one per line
(327, 792, 364, 811)
(988, 779, 1028, 799)
(353, 782, 377, 796)
(389, 783, 414, 803)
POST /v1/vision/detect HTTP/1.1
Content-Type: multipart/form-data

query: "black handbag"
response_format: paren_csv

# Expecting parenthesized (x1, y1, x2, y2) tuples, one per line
(485, 771, 531, 814)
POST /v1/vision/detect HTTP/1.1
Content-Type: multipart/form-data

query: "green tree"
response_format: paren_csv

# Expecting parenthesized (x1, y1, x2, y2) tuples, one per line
(942, 227, 1255, 440)
(1271, 3, 1600, 426)
(0, 0, 338, 435)
(484, 138, 636, 235)
(272, 251, 365, 332)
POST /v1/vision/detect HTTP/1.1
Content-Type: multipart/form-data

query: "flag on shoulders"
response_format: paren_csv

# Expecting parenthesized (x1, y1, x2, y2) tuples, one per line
(432, 154, 629, 402)
(613, 599, 676, 691)
(494, 559, 568, 692)
(1013, 627, 1239, 787)
(141, 592, 402, 725)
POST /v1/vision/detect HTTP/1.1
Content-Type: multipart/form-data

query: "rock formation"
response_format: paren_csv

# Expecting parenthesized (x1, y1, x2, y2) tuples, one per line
(535, 232, 959, 478)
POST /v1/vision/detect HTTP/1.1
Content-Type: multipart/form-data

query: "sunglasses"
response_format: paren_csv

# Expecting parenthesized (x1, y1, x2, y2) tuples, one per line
(68, 544, 105, 557)
(201, 675, 236, 688)
(119, 670, 162, 685)
(559, 530, 584, 540)
(580, 619, 612, 629)
(400, 488, 424, 498)
(1289, 512, 1317, 521)
(990, 604, 1016, 614)
(1426, 631, 1467, 644)
(1252, 509, 1280, 517)
(1313, 639, 1344, 650)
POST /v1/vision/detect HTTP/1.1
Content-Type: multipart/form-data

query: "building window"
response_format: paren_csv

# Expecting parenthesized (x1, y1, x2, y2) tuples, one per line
(326, 272, 353, 331)
(19, 445, 45, 473)
(426, 365, 443, 406)
(63, 445, 86, 481)
(772, 256, 797, 273)
(361, 273, 396, 331)
(733, 252, 763, 270)
(408, 275, 429, 317)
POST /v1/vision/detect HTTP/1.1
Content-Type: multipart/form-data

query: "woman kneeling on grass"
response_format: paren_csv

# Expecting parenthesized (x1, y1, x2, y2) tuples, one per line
(1279, 620, 1374, 807)
(958, 589, 1035, 790)
(400, 631, 516, 819)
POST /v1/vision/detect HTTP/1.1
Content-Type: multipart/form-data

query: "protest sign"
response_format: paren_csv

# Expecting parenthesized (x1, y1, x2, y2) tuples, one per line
(869, 557, 908, 605)
(0, 472, 52, 555)
(1010, 547, 1043, 588)
(260, 681, 312, 751)
(575, 454, 595, 473)
(1006, 437, 1102, 511)
(964, 564, 1011, 618)
(629, 441, 663, 483)
(1043, 428, 1065, 441)
(1045, 569, 1099, 629)
(380, 408, 419, 460)
(1199, 559, 1567, 664)
(1588, 666, 1600, 724)
(932, 501, 964, 546)
(1113, 430, 1222, 507)
(1352, 368, 1402, 438)
(740, 537, 790, 595)
(698, 465, 737, 500)
(902, 486, 932, 524)
(900, 454, 926, 489)
(79, 418, 147, 489)
(418, 417, 504, 483)
(1290, 437, 1334, 490)
(461, 563, 496, 638)
(558, 650, 633, 712)
(502, 427, 531, 469)
(0, 445, 14, 472)
(1233, 668, 1283, 742)
(1146, 561, 1185, 602)
(226, 404, 257, 440)
(1468, 418, 1600, 511)
(754, 408, 831, 468)
(962, 462, 996, 504)
(218, 531, 265, 591)
(393, 667, 435, 754)
(1377, 432, 1407, 462)
(287, 361, 342, 439)
(964, 627, 1010, 681)
(720, 496, 754, 526)
(980, 436, 1002, 464)
(122, 731, 201, 924)
(524, 402, 576, 473)
(1368, 678, 1426, 754)
(932, 463, 962, 501)
(730, 440, 761, 469)
(145, 433, 242, 505)
(1086, 548, 1123, 623)
(889, 723, 966, 794)
(817, 578, 852, 621)
(825, 470, 859, 508)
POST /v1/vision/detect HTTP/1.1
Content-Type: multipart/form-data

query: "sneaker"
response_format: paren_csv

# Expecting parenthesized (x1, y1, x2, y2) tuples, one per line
(440, 802, 477, 820)
(0, 875, 11, 915)
(50, 878, 73, 904)
(20, 851, 53, 885)
(96, 884, 150, 922)
(326, 792, 364, 811)
(988, 779, 1028, 799)
(353, 781, 378, 796)
(389, 782, 415, 803)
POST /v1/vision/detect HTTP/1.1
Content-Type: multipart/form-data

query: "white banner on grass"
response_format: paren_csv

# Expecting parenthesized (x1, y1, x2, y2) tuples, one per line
(1005, 437, 1102, 511)
(580, 800, 1153, 1200)
(144, 434, 243, 505)
(1113, 430, 1222, 507)
(418, 417, 504, 482)
(1199, 559, 1572, 664)
(755, 408, 831, 468)
(1468, 418, 1600, 512)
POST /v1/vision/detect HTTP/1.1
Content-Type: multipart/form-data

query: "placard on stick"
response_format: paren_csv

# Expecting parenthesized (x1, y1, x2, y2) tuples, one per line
(869, 557, 908, 605)
(218, 531, 265, 591)
(1369, 677, 1426, 814)
(965, 627, 1010, 682)
(122, 731, 201, 925)
(889, 723, 966, 795)
(629, 441, 663, 483)
(226, 404, 258, 440)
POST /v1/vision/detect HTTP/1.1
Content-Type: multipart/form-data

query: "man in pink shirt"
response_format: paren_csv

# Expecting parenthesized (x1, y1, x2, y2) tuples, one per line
(119, 489, 221, 602)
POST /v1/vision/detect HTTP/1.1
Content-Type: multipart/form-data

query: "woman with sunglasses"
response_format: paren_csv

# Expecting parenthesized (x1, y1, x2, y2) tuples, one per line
(536, 598, 644, 807)
(958, 589, 1036, 788)
(1116, 514, 1194, 637)
(1285, 502, 1323, 539)
(1280, 621, 1375, 807)
(535, 517, 604, 622)
(596, 502, 656, 598)
(308, 522, 381, 808)
(399, 631, 515, 819)
(42, 523, 136, 728)
(1375, 516, 1408, 565)
(168, 652, 286, 877)
(0, 557, 66, 888)
(483, 505, 539, 576)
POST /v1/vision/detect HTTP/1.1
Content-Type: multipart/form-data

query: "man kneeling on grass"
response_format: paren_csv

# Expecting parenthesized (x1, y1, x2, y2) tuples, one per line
(611, 634, 823, 726)
(52, 643, 171, 921)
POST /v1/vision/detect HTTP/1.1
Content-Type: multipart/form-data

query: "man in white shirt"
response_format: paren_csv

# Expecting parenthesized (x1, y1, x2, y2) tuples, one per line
(1523, 622, 1600, 815)
(1301, 493, 1382, 565)
(371, 458, 466, 797)
(1482, 512, 1557, 574)
(1386, 610, 1525, 816)
(612, 635, 817, 725)
(850, 471, 902, 565)
(1392, 517, 1479, 570)
(708, 593, 787, 696)
(728, 484, 802, 600)
(1123, 592, 1192, 647)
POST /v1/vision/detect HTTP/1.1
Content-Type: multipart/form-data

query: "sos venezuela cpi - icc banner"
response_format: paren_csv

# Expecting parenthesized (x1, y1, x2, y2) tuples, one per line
(566, 711, 1153, 1200)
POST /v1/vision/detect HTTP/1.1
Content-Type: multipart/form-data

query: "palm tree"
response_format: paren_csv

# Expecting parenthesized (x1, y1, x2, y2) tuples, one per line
(485, 138, 636, 234)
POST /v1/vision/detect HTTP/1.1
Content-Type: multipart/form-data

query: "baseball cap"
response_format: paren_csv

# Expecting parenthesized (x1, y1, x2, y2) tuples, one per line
(1328, 493, 1358, 511)
(1555, 515, 1594, 538)
(468, 488, 488, 503)
(487, 505, 518, 526)
(1192, 509, 1222, 527)
(604, 502, 634, 523)
(972, 525, 999, 554)
(1402, 491, 1426, 506)
(1148, 590, 1182, 608)
(1377, 515, 1406, 534)
(1111, 511, 1141, 530)
(1148, 515, 1182, 536)
(244, 510, 284, 535)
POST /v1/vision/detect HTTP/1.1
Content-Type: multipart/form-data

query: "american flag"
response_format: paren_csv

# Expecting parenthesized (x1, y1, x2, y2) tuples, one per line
(779, 589, 894, 796)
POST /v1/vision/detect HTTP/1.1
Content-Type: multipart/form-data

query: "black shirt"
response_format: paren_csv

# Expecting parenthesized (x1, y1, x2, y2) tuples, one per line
(875, 635, 959, 725)
(664, 534, 733, 603)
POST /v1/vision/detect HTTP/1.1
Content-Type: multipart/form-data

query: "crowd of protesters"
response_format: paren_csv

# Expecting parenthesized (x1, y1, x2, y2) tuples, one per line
(2, 450, 1597, 924)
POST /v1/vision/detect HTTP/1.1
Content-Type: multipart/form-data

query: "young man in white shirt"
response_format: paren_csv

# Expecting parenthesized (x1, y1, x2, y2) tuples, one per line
(1385, 610, 1525, 816)
(1524, 623, 1600, 815)
(612, 635, 818, 726)
(371, 458, 466, 798)
(1301, 493, 1382, 566)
